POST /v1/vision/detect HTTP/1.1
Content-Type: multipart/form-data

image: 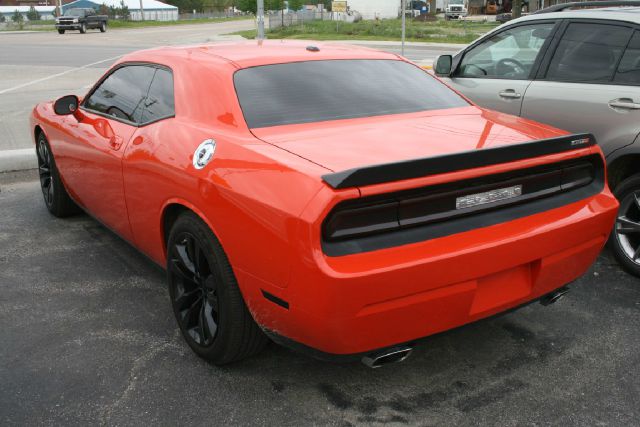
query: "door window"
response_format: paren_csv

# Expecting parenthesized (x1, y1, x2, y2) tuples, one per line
(83, 65, 155, 124)
(457, 22, 555, 79)
(141, 68, 175, 123)
(615, 31, 640, 85)
(546, 23, 632, 83)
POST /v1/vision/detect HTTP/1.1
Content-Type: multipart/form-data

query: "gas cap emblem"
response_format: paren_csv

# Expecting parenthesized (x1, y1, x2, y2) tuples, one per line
(193, 139, 216, 170)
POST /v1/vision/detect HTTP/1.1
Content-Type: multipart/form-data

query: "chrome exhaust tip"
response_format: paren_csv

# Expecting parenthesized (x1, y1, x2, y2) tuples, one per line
(540, 286, 570, 306)
(362, 346, 413, 368)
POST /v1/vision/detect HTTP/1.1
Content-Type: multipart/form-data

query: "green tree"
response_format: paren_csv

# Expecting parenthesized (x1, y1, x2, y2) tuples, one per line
(11, 9, 24, 24)
(288, 0, 303, 11)
(26, 6, 40, 21)
(236, 0, 256, 13)
(119, 0, 130, 20)
(0, 14, 5, 23)
(99, 3, 109, 16)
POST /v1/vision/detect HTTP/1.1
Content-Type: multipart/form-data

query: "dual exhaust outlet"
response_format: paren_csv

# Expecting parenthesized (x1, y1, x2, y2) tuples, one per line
(360, 287, 570, 368)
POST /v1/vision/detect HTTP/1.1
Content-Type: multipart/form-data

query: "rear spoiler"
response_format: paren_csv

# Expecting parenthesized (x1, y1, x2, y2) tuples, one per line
(321, 133, 595, 189)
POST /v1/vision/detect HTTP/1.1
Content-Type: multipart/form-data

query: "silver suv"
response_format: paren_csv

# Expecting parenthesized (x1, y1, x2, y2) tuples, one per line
(435, 2, 640, 277)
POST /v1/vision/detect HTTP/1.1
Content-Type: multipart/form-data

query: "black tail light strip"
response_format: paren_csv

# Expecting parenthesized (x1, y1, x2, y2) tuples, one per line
(322, 154, 604, 256)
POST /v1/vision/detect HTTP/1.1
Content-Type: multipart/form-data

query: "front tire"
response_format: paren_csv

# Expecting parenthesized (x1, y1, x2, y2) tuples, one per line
(167, 212, 268, 364)
(80, 23, 86, 34)
(36, 133, 78, 217)
(57, 29, 65, 34)
(99, 22, 106, 32)
(608, 174, 640, 277)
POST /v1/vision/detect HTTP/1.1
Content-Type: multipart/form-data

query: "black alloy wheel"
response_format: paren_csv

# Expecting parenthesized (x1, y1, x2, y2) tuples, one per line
(37, 136, 54, 209)
(609, 174, 640, 277)
(166, 212, 268, 364)
(168, 231, 220, 347)
(35, 133, 78, 217)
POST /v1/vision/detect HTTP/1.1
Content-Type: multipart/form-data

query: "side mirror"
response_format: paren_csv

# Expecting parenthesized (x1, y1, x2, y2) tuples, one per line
(53, 95, 79, 115)
(434, 55, 453, 77)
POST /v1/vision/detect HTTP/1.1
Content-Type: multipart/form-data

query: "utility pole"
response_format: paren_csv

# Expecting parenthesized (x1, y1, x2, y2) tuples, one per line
(257, 0, 265, 39)
(139, 0, 145, 21)
(58, 0, 62, 17)
(401, 0, 406, 56)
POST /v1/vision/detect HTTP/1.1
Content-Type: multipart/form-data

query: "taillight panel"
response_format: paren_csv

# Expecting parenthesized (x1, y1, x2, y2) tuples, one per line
(322, 154, 603, 256)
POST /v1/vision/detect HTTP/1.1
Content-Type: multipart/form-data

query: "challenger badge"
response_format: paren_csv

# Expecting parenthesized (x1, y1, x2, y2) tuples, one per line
(456, 185, 523, 209)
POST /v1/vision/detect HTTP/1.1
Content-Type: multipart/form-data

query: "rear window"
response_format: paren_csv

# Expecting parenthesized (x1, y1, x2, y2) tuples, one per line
(234, 59, 468, 128)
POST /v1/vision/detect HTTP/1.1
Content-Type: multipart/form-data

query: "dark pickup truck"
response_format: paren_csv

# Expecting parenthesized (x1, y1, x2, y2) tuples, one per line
(55, 8, 108, 34)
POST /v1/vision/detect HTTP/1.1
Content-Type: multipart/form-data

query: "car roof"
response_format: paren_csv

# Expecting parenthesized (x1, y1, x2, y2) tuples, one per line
(119, 40, 401, 71)
(512, 6, 640, 25)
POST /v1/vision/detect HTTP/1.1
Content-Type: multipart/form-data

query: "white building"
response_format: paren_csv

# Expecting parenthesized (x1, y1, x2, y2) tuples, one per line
(63, 0, 179, 21)
(0, 6, 56, 21)
(346, 0, 400, 19)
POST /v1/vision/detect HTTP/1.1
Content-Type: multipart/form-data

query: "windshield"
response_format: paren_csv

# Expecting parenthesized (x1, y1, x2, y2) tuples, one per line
(234, 60, 468, 128)
(64, 9, 84, 16)
(449, 0, 465, 4)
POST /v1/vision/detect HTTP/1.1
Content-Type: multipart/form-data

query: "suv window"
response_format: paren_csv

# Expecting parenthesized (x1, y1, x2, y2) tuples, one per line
(84, 65, 155, 124)
(141, 68, 175, 123)
(615, 31, 640, 85)
(546, 23, 632, 83)
(458, 23, 555, 79)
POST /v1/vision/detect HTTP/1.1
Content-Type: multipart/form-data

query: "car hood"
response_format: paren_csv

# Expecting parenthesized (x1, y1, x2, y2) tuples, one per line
(250, 107, 567, 173)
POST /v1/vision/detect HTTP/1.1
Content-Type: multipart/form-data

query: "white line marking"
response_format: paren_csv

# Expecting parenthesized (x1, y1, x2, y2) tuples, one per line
(0, 54, 122, 95)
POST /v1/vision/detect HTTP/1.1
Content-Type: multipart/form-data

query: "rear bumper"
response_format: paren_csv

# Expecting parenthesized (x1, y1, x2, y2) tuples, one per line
(242, 191, 617, 356)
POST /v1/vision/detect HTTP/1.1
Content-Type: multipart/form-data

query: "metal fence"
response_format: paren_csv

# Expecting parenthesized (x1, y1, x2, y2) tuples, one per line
(268, 10, 334, 30)
(178, 11, 248, 20)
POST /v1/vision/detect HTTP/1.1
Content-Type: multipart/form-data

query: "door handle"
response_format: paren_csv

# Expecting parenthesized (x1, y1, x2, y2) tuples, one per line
(499, 89, 521, 99)
(608, 98, 640, 110)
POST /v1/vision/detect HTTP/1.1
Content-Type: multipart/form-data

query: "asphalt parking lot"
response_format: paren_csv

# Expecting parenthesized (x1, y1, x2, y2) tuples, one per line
(1, 170, 639, 426)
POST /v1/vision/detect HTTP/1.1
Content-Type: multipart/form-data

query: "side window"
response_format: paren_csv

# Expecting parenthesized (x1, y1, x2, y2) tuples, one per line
(141, 68, 175, 123)
(458, 22, 555, 79)
(546, 23, 632, 83)
(84, 65, 155, 124)
(615, 31, 640, 85)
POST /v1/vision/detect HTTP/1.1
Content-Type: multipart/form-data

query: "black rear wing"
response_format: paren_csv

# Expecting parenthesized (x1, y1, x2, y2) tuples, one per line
(321, 133, 595, 189)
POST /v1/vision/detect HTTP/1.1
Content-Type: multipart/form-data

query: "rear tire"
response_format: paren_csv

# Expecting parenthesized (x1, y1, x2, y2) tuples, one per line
(36, 132, 79, 218)
(57, 29, 65, 34)
(167, 212, 269, 364)
(80, 23, 86, 34)
(608, 174, 640, 277)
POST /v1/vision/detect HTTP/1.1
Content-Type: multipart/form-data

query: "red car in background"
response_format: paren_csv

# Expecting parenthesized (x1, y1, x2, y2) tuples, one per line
(30, 41, 617, 366)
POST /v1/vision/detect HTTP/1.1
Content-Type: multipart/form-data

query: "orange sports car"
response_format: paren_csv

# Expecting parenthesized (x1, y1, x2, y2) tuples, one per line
(30, 41, 617, 366)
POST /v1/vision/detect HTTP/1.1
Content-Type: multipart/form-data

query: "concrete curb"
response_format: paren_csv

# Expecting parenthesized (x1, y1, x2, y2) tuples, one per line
(0, 148, 37, 173)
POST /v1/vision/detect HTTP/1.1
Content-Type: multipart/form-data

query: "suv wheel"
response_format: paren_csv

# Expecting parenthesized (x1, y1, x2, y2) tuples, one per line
(57, 29, 65, 34)
(80, 23, 86, 34)
(609, 174, 640, 277)
(99, 22, 106, 32)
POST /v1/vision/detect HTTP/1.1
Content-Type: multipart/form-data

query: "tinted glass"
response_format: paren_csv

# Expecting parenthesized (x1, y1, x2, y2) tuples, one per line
(234, 60, 468, 128)
(142, 68, 175, 123)
(458, 23, 554, 79)
(615, 31, 640, 84)
(84, 65, 155, 124)
(546, 23, 632, 82)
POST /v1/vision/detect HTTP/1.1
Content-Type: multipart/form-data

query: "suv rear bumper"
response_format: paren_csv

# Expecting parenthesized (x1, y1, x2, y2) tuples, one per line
(241, 191, 617, 357)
